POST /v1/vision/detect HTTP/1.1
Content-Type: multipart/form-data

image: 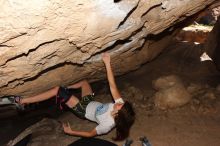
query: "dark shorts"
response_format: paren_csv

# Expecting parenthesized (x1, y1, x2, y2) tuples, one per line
(57, 86, 72, 102)
(71, 94, 95, 119)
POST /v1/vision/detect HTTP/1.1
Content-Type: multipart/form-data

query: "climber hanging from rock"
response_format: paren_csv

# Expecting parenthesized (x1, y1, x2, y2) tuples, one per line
(5, 52, 135, 141)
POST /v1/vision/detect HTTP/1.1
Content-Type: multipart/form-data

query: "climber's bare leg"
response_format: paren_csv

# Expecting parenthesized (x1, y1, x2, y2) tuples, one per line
(65, 95, 79, 108)
(21, 80, 92, 107)
(20, 87, 60, 104)
(68, 80, 93, 97)
(65, 80, 92, 108)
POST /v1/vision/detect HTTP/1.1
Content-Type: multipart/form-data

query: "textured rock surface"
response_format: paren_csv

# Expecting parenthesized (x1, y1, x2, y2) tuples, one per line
(0, 0, 216, 97)
(153, 75, 192, 110)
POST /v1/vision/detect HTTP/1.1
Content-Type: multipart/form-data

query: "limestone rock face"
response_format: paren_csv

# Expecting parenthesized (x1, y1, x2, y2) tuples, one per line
(0, 0, 216, 96)
(153, 75, 192, 110)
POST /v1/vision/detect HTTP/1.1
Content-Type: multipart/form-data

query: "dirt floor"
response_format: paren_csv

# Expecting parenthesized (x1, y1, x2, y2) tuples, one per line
(1, 41, 220, 146)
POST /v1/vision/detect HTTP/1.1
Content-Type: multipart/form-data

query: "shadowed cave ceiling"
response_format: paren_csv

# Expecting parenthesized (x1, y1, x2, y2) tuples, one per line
(0, 0, 219, 97)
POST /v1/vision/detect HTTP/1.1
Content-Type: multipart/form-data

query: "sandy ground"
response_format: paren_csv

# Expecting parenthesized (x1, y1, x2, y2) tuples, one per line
(1, 41, 220, 146)
(126, 104, 220, 146)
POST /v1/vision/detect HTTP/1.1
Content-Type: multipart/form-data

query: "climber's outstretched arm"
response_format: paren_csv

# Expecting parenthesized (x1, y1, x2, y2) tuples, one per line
(102, 53, 122, 100)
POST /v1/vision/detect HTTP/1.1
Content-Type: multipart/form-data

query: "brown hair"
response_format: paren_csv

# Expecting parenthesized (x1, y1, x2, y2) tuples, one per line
(113, 101, 135, 141)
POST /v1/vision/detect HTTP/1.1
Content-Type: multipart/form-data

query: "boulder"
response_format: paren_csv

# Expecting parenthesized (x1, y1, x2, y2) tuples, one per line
(153, 75, 191, 110)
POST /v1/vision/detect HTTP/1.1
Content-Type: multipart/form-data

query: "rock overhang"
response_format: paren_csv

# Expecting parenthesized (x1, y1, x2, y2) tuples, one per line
(0, 0, 218, 96)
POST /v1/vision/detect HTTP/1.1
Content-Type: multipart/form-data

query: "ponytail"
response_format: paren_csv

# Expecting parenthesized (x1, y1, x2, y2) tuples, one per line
(113, 101, 135, 141)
